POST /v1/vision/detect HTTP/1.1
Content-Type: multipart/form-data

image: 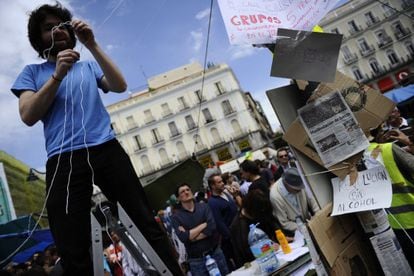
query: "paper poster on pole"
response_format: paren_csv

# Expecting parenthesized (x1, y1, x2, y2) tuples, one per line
(271, 28, 342, 82)
(298, 91, 370, 167)
(331, 166, 392, 216)
(217, 0, 340, 45)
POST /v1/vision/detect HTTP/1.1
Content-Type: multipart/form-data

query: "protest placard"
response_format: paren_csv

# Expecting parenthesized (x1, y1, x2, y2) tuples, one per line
(298, 91, 369, 167)
(271, 28, 342, 82)
(217, 0, 340, 45)
(331, 166, 392, 216)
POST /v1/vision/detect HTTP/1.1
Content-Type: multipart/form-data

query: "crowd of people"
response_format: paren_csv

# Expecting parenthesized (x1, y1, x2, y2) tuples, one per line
(152, 146, 321, 276)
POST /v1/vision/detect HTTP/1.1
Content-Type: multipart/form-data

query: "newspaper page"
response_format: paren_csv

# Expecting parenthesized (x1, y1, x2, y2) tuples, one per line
(357, 209, 390, 235)
(370, 228, 413, 276)
(298, 91, 370, 167)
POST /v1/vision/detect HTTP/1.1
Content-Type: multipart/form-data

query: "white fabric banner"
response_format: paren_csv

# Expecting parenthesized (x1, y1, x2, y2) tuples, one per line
(331, 166, 392, 216)
(217, 0, 340, 45)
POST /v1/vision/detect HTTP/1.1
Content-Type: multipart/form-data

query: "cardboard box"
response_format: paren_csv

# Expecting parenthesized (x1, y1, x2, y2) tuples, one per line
(308, 203, 358, 267)
(330, 239, 379, 276)
(284, 71, 395, 178)
(308, 204, 381, 275)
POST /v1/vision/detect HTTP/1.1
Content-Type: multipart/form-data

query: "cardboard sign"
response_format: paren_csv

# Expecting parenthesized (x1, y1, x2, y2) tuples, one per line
(217, 0, 340, 45)
(284, 71, 395, 178)
(331, 166, 392, 216)
(271, 28, 342, 82)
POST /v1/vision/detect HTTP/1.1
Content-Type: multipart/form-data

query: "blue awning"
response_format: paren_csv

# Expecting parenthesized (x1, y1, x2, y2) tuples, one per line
(384, 84, 414, 103)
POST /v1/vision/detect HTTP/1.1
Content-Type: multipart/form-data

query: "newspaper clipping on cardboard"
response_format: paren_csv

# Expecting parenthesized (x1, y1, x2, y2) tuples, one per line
(370, 228, 413, 275)
(298, 91, 370, 167)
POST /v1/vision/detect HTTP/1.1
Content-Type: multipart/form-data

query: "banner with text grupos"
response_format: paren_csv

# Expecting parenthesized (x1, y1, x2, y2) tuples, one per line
(217, 0, 340, 45)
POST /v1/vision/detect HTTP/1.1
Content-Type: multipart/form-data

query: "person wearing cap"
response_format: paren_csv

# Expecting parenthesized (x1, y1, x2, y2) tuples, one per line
(269, 168, 320, 233)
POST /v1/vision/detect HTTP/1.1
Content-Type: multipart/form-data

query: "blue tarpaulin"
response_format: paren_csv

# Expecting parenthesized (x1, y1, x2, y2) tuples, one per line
(384, 84, 414, 104)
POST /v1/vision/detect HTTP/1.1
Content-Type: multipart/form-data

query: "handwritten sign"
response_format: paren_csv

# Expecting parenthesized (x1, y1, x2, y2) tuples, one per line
(331, 166, 392, 216)
(271, 28, 342, 82)
(217, 0, 340, 45)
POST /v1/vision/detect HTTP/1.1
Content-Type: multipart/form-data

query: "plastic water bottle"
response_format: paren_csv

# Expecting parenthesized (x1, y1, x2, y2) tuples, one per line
(205, 254, 221, 276)
(248, 224, 280, 274)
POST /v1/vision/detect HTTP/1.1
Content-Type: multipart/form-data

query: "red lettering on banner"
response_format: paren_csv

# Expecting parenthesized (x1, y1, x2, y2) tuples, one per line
(240, 15, 249, 25)
(231, 16, 240, 26)
(230, 14, 281, 26)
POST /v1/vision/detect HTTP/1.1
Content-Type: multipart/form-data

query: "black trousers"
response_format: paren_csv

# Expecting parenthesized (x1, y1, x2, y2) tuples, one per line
(46, 139, 182, 275)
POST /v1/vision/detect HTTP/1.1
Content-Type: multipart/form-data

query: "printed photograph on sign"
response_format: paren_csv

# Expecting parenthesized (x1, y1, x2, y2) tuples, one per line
(298, 91, 369, 167)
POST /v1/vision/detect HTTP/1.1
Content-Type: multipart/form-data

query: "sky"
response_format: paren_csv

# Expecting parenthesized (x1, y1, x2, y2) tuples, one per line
(0, 0, 343, 171)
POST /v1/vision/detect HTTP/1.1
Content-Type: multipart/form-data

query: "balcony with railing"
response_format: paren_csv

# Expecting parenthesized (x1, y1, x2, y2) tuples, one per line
(151, 136, 165, 145)
(204, 117, 216, 125)
(395, 28, 412, 41)
(348, 25, 363, 37)
(343, 53, 358, 65)
(377, 36, 393, 49)
(187, 124, 198, 132)
(127, 123, 139, 131)
(223, 108, 237, 116)
(134, 144, 147, 152)
(366, 16, 381, 28)
(170, 130, 182, 139)
(141, 165, 155, 175)
(178, 103, 190, 111)
(144, 116, 156, 125)
(359, 45, 376, 57)
(384, 9, 398, 19)
(211, 137, 225, 147)
(161, 109, 173, 118)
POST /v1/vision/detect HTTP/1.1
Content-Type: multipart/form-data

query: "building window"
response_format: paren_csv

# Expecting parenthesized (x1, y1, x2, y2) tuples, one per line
(161, 103, 172, 117)
(352, 66, 364, 81)
(202, 108, 214, 123)
(364, 11, 378, 25)
(194, 134, 205, 151)
(386, 49, 400, 64)
(126, 116, 137, 130)
(221, 100, 234, 115)
(177, 96, 189, 110)
(176, 141, 188, 160)
(375, 29, 392, 47)
(159, 148, 170, 166)
(211, 128, 222, 144)
(110, 122, 120, 134)
(231, 119, 242, 136)
(215, 81, 225, 95)
(141, 155, 152, 173)
(185, 115, 197, 130)
(392, 21, 409, 39)
(331, 28, 339, 34)
(405, 41, 414, 55)
(144, 109, 155, 124)
(348, 20, 360, 33)
(151, 128, 163, 144)
(369, 58, 381, 73)
(342, 45, 352, 58)
(168, 121, 180, 137)
(133, 135, 145, 150)
(195, 90, 205, 103)
(357, 38, 370, 51)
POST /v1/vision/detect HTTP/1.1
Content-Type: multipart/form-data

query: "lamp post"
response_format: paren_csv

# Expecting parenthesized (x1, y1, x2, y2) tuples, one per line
(27, 168, 46, 182)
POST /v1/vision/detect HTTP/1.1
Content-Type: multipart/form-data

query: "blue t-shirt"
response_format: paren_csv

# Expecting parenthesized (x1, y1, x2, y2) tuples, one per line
(11, 60, 115, 158)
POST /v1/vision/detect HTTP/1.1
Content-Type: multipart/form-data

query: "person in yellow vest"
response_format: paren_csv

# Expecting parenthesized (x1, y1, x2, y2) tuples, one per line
(368, 126, 414, 270)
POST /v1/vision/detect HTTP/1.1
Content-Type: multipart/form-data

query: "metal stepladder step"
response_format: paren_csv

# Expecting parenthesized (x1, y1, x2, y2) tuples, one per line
(91, 202, 172, 276)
